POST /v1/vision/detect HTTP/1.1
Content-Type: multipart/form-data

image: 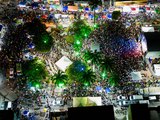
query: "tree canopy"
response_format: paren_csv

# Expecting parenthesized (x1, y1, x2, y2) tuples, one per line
(22, 58, 48, 84)
(51, 70, 68, 87)
(68, 20, 91, 37)
(81, 69, 96, 86)
(112, 11, 121, 20)
(25, 18, 46, 35)
(68, 20, 92, 51)
(33, 32, 53, 52)
(83, 50, 102, 65)
(66, 60, 87, 82)
(25, 18, 54, 52)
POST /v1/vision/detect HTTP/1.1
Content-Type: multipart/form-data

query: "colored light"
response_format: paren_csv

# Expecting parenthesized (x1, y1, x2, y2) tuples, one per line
(94, 24, 97, 28)
(36, 59, 42, 64)
(75, 52, 80, 56)
(96, 86, 102, 91)
(23, 110, 29, 115)
(87, 60, 91, 63)
(58, 82, 64, 87)
(76, 40, 80, 45)
(44, 40, 47, 43)
(43, 108, 47, 112)
(106, 87, 111, 93)
(84, 82, 89, 86)
(102, 73, 106, 77)
(35, 84, 40, 88)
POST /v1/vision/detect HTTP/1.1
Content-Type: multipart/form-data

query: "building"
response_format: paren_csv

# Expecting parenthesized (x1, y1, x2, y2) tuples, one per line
(128, 104, 150, 120)
(0, 110, 14, 120)
(68, 105, 115, 120)
(143, 32, 160, 77)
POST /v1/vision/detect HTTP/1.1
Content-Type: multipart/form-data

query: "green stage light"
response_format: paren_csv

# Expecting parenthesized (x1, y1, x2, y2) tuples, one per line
(75, 52, 80, 56)
(58, 82, 64, 88)
(35, 84, 40, 88)
(36, 59, 42, 64)
(84, 82, 89, 86)
(94, 24, 97, 28)
(44, 40, 47, 43)
(102, 72, 106, 78)
(87, 60, 91, 63)
(76, 40, 80, 45)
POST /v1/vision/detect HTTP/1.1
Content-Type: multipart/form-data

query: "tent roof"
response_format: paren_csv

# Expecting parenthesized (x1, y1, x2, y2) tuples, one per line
(131, 71, 142, 81)
(55, 56, 72, 72)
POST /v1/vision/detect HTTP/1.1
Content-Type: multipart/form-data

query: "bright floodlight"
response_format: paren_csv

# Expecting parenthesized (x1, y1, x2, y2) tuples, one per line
(55, 56, 73, 72)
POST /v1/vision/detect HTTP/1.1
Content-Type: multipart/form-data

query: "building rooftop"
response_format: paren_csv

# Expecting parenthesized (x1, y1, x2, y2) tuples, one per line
(144, 32, 160, 51)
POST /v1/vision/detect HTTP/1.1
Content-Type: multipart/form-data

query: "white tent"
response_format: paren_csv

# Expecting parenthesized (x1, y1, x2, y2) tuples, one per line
(54, 14, 61, 19)
(33, 0, 40, 2)
(141, 26, 155, 32)
(131, 71, 142, 81)
(91, 42, 100, 52)
(55, 56, 72, 72)
(73, 97, 102, 107)
(145, 52, 160, 59)
(154, 64, 160, 76)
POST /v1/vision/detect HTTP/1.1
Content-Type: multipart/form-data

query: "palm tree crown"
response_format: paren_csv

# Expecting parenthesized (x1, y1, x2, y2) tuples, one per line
(100, 57, 114, 72)
(51, 70, 68, 87)
(81, 69, 96, 86)
(83, 50, 102, 66)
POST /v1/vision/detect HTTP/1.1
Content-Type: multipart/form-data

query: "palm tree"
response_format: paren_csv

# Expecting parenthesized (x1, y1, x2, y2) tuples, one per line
(91, 0, 102, 24)
(100, 57, 114, 73)
(83, 50, 102, 72)
(108, 72, 120, 87)
(81, 69, 96, 86)
(83, 50, 102, 65)
(51, 70, 68, 87)
(68, 19, 91, 38)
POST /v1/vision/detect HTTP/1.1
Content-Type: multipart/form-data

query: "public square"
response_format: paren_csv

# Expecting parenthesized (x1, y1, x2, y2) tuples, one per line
(0, 0, 160, 120)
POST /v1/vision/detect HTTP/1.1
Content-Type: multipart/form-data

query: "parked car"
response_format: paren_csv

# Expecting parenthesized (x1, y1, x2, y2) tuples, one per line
(118, 100, 130, 107)
(129, 95, 143, 100)
(55, 97, 64, 106)
(149, 96, 157, 101)
(16, 63, 22, 76)
(9, 68, 14, 79)
(117, 95, 127, 101)
(139, 100, 150, 104)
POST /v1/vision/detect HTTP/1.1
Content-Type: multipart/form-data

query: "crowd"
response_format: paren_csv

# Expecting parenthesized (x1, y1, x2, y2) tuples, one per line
(0, 0, 160, 119)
